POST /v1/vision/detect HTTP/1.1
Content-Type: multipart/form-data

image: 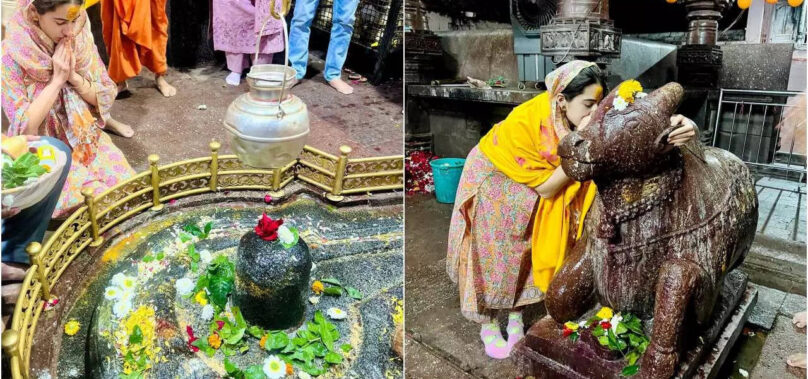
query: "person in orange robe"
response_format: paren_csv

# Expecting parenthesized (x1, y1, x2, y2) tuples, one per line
(100, 0, 176, 99)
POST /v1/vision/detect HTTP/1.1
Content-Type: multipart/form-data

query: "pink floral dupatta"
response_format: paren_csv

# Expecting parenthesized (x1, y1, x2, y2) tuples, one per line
(4, 0, 116, 165)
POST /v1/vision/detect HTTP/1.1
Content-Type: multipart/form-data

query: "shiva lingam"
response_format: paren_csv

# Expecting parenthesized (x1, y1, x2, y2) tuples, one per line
(223, 0, 309, 170)
(513, 81, 758, 378)
(233, 214, 312, 329)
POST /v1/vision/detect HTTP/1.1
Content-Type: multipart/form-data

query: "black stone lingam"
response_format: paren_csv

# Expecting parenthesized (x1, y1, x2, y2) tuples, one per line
(233, 214, 311, 330)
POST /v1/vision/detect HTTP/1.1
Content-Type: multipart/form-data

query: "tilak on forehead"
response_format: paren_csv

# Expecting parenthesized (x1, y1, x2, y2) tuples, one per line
(66, 4, 81, 21)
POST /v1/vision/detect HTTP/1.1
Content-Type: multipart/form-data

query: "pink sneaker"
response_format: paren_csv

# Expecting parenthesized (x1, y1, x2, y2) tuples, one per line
(480, 323, 510, 359)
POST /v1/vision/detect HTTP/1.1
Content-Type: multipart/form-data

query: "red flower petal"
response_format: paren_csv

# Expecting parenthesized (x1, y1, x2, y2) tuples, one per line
(264, 195, 272, 204)
(216, 320, 225, 330)
(600, 322, 612, 330)
(254, 213, 283, 241)
(562, 329, 572, 337)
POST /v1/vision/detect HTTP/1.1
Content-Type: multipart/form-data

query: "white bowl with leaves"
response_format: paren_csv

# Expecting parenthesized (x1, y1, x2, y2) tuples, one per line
(1, 146, 68, 211)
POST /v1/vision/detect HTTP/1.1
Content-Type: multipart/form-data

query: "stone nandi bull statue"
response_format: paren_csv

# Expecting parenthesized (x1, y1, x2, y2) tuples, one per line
(547, 82, 758, 378)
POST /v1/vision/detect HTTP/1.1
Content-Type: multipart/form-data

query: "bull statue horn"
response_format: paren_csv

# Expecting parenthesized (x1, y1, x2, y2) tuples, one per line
(642, 82, 685, 113)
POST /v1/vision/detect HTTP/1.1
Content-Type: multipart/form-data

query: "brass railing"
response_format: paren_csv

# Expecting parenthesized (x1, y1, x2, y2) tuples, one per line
(1, 142, 403, 378)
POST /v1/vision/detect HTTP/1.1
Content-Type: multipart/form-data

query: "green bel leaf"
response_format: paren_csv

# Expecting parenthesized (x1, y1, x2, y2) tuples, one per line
(142, 254, 154, 263)
(314, 310, 326, 325)
(323, 287, 342, 297)
(224, 358, 240, 375)
(204, 221, 213, 238)
(247, 326, 265, 339)
(324, 351, 343, 364)
(340, 343, 352, 353)
(269, 332, 289, 350)
(129, 325, 143, 345)
(156, 252, 165, 260)
(621, 365, 639, 377)
(345, 287, 362, 300)
(244, 365, 267, 379)
(598, 335, 610, 346)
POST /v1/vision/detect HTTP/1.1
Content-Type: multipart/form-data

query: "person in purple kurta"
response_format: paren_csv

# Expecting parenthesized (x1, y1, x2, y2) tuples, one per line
(212, 0, 285, 86)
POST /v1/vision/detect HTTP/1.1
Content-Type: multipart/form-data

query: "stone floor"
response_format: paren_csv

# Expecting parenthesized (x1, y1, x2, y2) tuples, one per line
(404, 193, 808, 379)
(756, 176, 806, 243)
(107, 56, 403, 172)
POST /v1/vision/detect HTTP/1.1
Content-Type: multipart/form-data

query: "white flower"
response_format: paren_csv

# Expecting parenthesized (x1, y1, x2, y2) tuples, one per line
(298, 372, 312, 379)
(263, 355, 286, 379)
(199, 250, 212, 264)
(111, 273, 127, 287)
(326, 307, 347, 320)
(278, 225, 295, 245)
(104, 286, 122, 301)
(613, 96, 628, 111)
(201, 305, 214, 321)
(2, 195, 14, 207)
(119, 290, 135, 305)
(309, 296, 320, 305)
(578, 320, 588, 329)
(176, 278, 194, 296)
(610, 314, 623, 334)
(635, 92, 647, 99)
(113, 300, 132, 319)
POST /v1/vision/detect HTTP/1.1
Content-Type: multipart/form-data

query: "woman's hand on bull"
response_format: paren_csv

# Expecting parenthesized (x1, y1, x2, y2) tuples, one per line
(667, 115, 697, 147)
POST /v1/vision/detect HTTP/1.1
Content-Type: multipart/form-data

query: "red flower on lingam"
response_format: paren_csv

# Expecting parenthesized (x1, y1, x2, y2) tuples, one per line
(187, 325, 199, 352)
(216, 320, 225, 330)
(600, 321, 612, 330)
(254, 213, 283, 241)
(562, 328, 573, 337)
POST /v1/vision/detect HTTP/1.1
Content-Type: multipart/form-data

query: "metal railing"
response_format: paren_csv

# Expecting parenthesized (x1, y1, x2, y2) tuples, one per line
(0, 142, 403, 378)
(712, 89, 806, 241)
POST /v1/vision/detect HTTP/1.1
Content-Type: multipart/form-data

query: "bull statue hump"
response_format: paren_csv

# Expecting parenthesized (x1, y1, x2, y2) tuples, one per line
(546, 82, 758, 378)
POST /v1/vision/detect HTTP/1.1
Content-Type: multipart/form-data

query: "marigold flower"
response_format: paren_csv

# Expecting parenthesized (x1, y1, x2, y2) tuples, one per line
(311, 280, 324, 295)
(208, 333, 222, 349)
(259, 334, 268, 349)
(617, 80, 643, 104)
(194, 291, 208, 306)
(596, 306, 614, 320)
(286, 363, 294, 375)
(64, 320, 80, 336)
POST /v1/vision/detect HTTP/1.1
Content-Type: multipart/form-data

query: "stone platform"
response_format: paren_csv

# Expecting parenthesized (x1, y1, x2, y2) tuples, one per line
(27, 188, 403, 379)
(513, 270, 758, 379)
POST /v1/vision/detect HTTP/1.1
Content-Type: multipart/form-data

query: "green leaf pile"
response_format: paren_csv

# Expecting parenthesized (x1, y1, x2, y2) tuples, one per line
(2, 152, 47, 189)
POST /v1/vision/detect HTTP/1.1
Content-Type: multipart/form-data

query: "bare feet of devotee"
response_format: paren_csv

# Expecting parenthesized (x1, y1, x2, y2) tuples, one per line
(105, 117, 135, 138)
(794, 311, 807, 330)
(788, 354, 807, 370)
(116, 81, 130, 99)
(155, 74, 177, 97)
(328, 78, 354, 95)
(225, 72, 241, 86)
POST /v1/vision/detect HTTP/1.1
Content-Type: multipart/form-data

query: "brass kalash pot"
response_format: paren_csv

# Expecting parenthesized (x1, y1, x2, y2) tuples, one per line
(223, 0, 309, 169)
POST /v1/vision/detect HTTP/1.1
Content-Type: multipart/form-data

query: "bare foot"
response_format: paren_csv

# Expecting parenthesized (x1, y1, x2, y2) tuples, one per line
(2, 283, 21, 305)
(116, 80, 128, 94)
(793, 311, 806, 329)
(788, 353, 807, 369)
(328, 78, 354, 95)
(155, 75, 177, 97)
(105, 118, 135, 138)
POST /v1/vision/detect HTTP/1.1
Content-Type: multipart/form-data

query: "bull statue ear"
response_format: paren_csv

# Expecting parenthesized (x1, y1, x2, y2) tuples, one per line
(641, 82, 684, 117)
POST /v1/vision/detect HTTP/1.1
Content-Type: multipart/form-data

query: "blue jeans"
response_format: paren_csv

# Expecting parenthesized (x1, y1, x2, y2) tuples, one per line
(2, 137, 71, 264)
(288, 0, 359, 81)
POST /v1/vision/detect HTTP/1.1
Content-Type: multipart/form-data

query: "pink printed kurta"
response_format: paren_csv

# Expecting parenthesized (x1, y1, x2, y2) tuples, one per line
(212, 0, 285, 55)
(2, 7, 135, 218)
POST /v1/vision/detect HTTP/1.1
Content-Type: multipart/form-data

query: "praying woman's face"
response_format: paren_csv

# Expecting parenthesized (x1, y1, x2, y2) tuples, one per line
(560, 83, 603, 129)
(30, 3, 81, 44)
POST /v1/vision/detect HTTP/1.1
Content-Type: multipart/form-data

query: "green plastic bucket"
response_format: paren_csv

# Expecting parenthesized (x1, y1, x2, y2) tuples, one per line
(430, 158, 466, 203)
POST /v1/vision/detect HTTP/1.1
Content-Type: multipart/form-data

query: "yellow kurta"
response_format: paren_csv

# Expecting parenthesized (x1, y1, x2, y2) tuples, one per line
(479, 92, 596, 292)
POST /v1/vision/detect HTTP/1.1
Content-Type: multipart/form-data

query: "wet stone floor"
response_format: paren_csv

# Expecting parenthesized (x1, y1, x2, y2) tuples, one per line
(31, 191, 403, 379)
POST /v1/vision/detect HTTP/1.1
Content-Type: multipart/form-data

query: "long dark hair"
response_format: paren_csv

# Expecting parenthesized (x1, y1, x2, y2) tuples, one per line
(31, 0, 83, 14)
(561, 65, 608, 100)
